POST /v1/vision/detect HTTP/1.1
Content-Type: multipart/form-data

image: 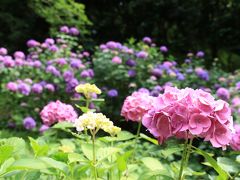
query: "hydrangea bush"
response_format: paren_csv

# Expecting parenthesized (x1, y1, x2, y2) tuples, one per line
(0, 26, 93, 129)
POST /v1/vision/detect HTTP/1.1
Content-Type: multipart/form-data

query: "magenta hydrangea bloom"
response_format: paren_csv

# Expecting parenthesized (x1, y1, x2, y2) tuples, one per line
(141, 87, 233, 148)
(14, 51, 25, 59)
(27, 39, 40, 48)
(121, 92, 154, 122)
(230, 124, 240, 151)
(160, 46, 168, 53)
(0, 47, 7, 55)
(69, 27, 80, 35)
(40, 100, 78, 126)
(6, 82, 18, 92)
(60, 26, 69, 33)
(112, 56, 122, 64)
(136, 51, 148, 59)
(142, 37, 152, 44)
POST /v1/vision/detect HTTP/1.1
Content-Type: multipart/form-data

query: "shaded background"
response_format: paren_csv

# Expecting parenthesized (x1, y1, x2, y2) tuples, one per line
(1, 0, 240, 71)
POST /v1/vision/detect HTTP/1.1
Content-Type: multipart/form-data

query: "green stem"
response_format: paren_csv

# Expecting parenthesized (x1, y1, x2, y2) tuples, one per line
(92, 131, 97, 180)
(232, 170, 240, 179)
(182, 138, 194, 180)
(110, 141, 114, 180)
(131, 122, 142, 162)
(178, 133, 189, 180)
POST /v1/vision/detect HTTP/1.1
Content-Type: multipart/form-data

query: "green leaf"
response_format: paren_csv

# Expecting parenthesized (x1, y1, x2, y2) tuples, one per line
(68, 153, 88, 164)
(81, 143, 94, 160)
(29, 137, 49, 157)
(161, 146, 182, 158)
(97, 147, 120, 162)
(39, 157, 68, 174)
(141, 157, 164, 171)
(52, 122, 74, 129)
(0, 158, 15, 177)
(140, 133, 158, 145)
(75, 105, 89, 113)
(8, 158, 48, 171)
(0, 145, 14, 164)
(117, 155, 127, 172)
(217, 157, 240, 173)
(193, 147, 229, 180)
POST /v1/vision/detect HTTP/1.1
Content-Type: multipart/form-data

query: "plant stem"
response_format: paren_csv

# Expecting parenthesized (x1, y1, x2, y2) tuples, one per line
(178, 133, 189, 180)
(182, 137, 194, 180)
(131, 122, 142, 162)
(92, 131, 97, 180)
(232, 170, 240, 179)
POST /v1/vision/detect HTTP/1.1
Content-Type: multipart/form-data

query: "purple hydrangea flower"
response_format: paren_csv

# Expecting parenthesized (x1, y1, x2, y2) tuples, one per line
(46, 65, 61, 76)
(69, 27, 80, 35)
(23, 117, 36, 130)
(107, 89, 118, 97)
(60, 26, 69, 33)
(3, 56, 15, 67)
(112, 56, 122, 64)
(39, 124, 49, 133)
(160, 46, 168, 53)
(81, 70, 90, 78)
(0, 47, 7, 55)
(63, 70, 74, 82)
(87, 69, 94, 78)
(45, 38, 55, 45)
(6, 82, 18, 92)
(18, 83, 31, 95)
(128, 69, 136, 77)
(138, 88, 150, 94)
(177, 73, 185, 81)
(151, 68, 162, 77)
(70, 59, 82, 69)
(56, 58, 67, 65)
(196, 51, 205, 58)
(186, 68, 193, 74)
(27, 39, 40, 48)
(153, 85, 163, 92)
(216, 87, 230, 101)
(236, 82, 240, 90)
(14, 51, 25, 59)
(106, 41, 118, 49)
(184, 59, 191, 64)
(49, 45, 59, 52)
(33, 61, 42, 68)
(136, 51, 148, 59)
(45, 84, 55, 92)
(195, 68, 209, 81)
(126, 59, 136, 67)
(32, 83, 43, 94)
(142, 37, 152, 44)
(150, 90, 159, 97)
(100, 44, 107, 50)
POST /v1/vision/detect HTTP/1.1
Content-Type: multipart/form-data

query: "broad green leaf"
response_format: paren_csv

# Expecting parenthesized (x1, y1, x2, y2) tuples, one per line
(52, 122, 74, 129)
(39, 157, 68, 174)
(8, 158, 48, 171)
(139, 170, 174, 180)
(0, 145, 14, 164)
(161, 146, 182, 158)
(0, 158, 15, 177)
(29, 137, 49, 157)
(68, 153, 88, 164)
(97, 147, 120, 162)
(81, 143, 94, 160)
(141, 157, 164, 171)
(193, 147, 229, 180)
(140, 133, 158, 145)
(117, 155, 127, 172)
(217, 157, 240, 173)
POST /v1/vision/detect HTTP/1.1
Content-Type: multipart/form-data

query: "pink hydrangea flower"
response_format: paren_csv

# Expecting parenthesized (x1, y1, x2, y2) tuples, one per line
(230, 124, 240, 151)
(141, 87, 233, 149)
(121, 92, 154, 122)
(112, 56, 122, 64)
(40, 100, 78, 126)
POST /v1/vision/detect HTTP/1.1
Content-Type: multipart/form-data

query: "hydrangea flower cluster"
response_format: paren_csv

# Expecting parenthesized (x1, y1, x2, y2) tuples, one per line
(40, 100, 78, 126)
(74, 111, 121, 136)
(75, 83, 101, 98)
(230, 124, 240, 151)
(143, 87, 234, 148)
(121, 91, 154, 122)
(123, 87, 234, 149)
